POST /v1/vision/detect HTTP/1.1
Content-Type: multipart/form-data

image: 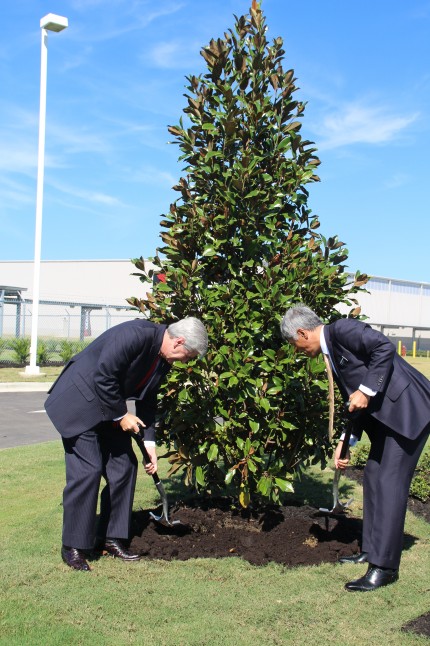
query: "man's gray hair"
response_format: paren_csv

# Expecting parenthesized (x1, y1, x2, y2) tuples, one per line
(167, 317, 208, 357)
(280, 305, 323, 341)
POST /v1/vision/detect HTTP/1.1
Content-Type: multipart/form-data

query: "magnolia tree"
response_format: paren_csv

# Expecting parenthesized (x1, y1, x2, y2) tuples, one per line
(128, 1, 367, 506)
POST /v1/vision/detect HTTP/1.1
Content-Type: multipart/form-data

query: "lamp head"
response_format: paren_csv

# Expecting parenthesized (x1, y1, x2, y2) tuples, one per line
(40, 14, 68, 32)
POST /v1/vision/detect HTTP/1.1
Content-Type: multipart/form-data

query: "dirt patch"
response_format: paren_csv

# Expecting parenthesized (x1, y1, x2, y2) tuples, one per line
(407, 497, 430, 524)
(130, 498, 363, 567)
(402, 611, 430, 639)
(130, 469, 428, 568)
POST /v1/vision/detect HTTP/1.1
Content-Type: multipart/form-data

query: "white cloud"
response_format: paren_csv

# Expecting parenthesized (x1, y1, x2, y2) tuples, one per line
(0, 143, 36, 175)
(47, 178, 125, 208)
(129, 165, 177, 187)
(47, 123, 111, 155)
(314, 103, 418, 150)
(68, 1, 185, 43)
(91, 192, 123, 206)
(0, 177, 34, 211)
(148, 40, 200, 69)
(384, 173, 410, 190)
(0, 102, 100, 175)
(0, 122, 109, 178)
(61, 46, 93, 72)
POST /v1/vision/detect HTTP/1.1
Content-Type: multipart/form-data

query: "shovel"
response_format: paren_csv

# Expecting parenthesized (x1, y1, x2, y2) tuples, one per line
(132, 425, 182, 527)
(319, 409, 354, 516)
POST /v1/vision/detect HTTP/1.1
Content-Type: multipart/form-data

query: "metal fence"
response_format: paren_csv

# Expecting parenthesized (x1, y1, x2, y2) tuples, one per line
(0, 298, 141, 366)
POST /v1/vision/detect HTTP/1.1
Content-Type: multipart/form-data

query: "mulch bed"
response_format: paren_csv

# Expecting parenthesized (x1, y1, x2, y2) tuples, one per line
(130, 467, 428, 566)
(130, 498, 362, 567)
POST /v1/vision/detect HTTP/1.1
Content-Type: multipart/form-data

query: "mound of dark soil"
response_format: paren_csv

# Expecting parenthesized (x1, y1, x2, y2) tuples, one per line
(130, 498, 363, 567)
(130, 466, 428, 567)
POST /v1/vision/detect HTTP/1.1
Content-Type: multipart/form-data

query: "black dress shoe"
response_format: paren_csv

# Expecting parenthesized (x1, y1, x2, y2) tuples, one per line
(345, 566, 399, 592)
(338, 551, 368, 564)
(102, 539, 141, 561)
(61, 546, 91, 571)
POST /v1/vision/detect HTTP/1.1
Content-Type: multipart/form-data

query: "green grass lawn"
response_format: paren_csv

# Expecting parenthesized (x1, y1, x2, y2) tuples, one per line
(406, 356, 430, 380)
(1, 442, 429, 646)
(0, 365, 63, 383)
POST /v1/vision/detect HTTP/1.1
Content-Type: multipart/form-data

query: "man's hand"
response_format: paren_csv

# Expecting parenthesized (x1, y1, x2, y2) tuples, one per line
(348, 390, 369, 413)
(334, 440, 350, 471)
(119, 413, 145, 434)
(142, 444, 157, 475)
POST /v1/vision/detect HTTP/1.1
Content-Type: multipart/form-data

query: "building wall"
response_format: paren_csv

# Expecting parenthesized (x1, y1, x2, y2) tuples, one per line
(353, 277, 430, 329)
(0, 260, 153, 340)
(0, 259, 152, 306)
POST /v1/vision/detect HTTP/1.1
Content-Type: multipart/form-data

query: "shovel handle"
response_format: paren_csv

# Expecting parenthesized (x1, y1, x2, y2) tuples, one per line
(339, 403, 356, 459)
(339, 428, 352, 460)
(132, 425, 161, 485)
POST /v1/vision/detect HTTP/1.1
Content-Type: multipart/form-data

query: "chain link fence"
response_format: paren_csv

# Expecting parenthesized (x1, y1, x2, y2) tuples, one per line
(0, 298, 141, 366)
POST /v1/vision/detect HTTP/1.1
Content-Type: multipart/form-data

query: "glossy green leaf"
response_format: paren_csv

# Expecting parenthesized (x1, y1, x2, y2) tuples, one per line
(207, 443, 219, 462)
(195, 466, 206, 487)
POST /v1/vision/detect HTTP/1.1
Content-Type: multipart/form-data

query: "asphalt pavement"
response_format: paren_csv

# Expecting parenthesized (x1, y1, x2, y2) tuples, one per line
(0, 382, 135, 450)
(0, 383, 59, 449)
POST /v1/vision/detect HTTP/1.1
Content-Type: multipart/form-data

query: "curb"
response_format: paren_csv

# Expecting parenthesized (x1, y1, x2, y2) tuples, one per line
(0, 382, 53, 393)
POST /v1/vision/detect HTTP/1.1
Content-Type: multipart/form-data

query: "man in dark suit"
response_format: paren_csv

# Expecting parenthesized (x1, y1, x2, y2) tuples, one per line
(45, 317, 208, 571)
(280, 305, 430, 592)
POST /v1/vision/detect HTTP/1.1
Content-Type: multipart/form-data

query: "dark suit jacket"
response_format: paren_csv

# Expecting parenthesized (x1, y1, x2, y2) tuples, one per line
(324, 318, 430, 440)
(45, 320, 170, 440)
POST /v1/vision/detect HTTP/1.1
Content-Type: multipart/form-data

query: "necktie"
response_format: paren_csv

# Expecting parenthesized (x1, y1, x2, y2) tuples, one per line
(134, 356, 160, 395)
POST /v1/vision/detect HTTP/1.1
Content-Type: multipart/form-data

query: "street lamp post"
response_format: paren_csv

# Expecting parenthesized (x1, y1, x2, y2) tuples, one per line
(25, 14, 68, 375)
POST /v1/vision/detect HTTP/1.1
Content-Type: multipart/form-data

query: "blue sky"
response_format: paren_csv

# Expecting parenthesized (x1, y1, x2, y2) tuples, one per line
(1, 0, 429, 283)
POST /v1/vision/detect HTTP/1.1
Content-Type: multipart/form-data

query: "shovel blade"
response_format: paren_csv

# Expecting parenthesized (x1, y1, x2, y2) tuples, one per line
(319, 468, 353, 515)
(149, 510, 182, 527)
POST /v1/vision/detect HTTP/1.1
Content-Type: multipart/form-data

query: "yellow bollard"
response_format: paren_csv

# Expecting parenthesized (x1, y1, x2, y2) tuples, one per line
(397, 340, 402, 356)
(412, 341, 417, 358)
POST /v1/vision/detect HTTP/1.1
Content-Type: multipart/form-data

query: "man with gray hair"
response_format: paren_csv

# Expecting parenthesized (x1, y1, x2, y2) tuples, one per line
(45, 316, 208, 572)
(280, 304, 430, 592)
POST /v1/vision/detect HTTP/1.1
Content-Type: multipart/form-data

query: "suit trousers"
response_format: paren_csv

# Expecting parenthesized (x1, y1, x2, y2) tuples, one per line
(362, 421, 429, 569)
(62, 424, 138, 550)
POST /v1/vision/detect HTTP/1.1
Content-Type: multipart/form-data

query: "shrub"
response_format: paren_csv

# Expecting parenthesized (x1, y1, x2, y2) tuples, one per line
(58, 340, 88, 363)
(10, 338, 31, 365)
(37, 340, 51, 366)
(410, 452, 430, 502)
(350, 443, 370, 469)
(59, 340, 75, 363)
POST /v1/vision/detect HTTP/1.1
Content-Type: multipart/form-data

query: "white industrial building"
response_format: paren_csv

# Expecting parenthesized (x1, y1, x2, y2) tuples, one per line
(1, 259, 429, 350)
(0, 260, 152, 341)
